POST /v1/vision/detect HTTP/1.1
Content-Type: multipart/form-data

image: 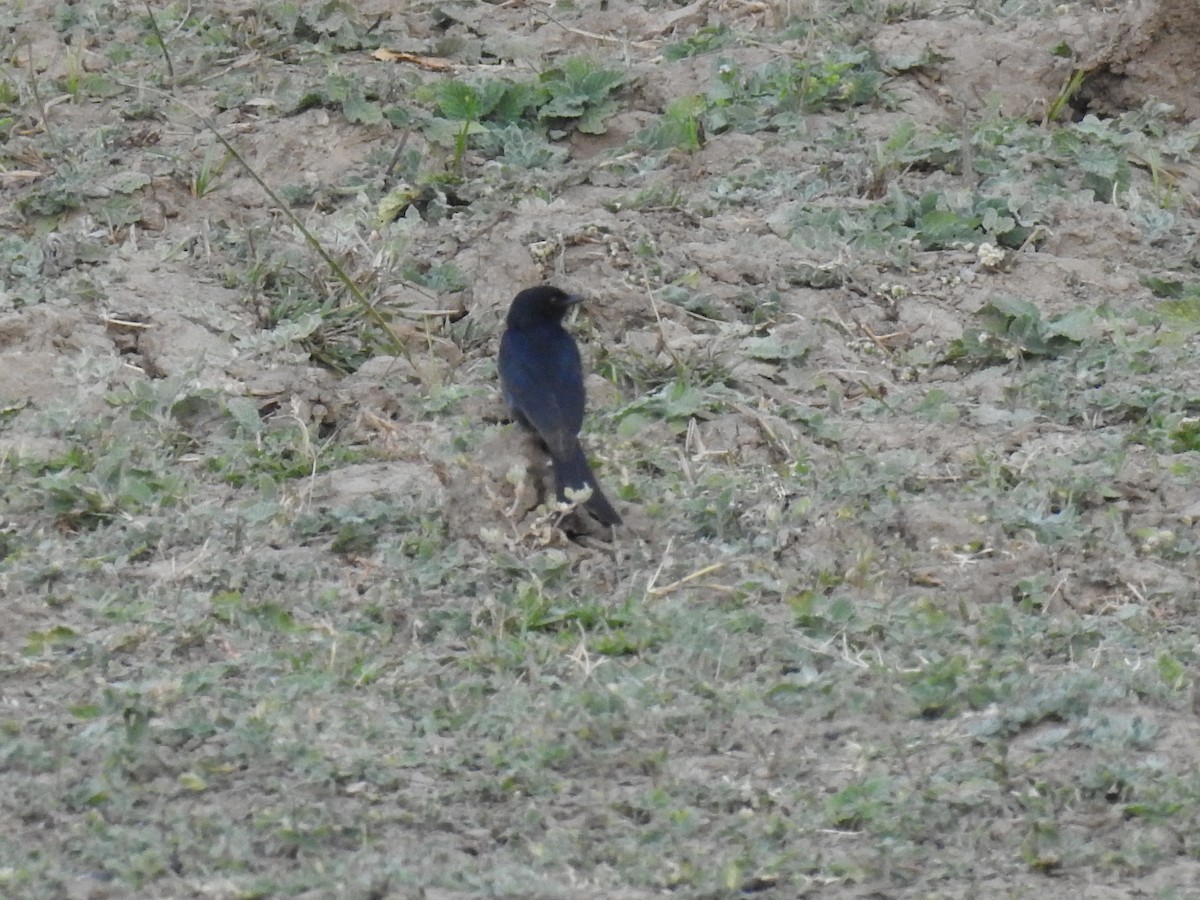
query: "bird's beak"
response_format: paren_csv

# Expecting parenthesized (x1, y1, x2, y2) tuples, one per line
(564, 293, 584, 306)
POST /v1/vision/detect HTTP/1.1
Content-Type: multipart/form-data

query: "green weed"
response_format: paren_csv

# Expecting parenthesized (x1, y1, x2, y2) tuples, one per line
(945, 297, 1097, 366)
(536, 57, 625, 135)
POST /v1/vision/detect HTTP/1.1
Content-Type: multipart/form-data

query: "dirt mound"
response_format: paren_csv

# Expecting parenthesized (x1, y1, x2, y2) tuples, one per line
(873, 0, 1200, 122)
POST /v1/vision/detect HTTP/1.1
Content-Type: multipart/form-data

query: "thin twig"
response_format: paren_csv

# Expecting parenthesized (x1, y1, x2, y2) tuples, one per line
(143, 1, 175, 85)
(647, 562, 726, 599)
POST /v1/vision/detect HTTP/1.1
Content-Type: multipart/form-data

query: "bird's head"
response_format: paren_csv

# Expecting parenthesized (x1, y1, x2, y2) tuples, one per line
(505, 285, 583, 327)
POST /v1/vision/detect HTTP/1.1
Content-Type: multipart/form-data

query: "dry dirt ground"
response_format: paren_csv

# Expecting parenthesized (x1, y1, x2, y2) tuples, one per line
(3, 0, 1200, 897)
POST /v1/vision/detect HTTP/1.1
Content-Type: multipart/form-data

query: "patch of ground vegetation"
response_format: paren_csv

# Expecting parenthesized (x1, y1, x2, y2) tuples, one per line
(3, 0, 1200, 897)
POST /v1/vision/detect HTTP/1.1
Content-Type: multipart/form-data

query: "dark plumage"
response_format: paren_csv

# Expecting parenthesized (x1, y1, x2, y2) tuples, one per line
(498, 286, 622, 526)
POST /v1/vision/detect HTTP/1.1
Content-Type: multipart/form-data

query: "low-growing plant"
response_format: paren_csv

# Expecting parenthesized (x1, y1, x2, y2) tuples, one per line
(190, 146, 232, 197)
(663, 24, 733, 60)
(537, 56, 626, 135)
(638, 95, 708, 152)
(705, 49, 885, 134)
(292, 71, 384, 124)
(23, 439, 186, 531)
(944, 297, 1097, 366)
(423, 77, 541, 169)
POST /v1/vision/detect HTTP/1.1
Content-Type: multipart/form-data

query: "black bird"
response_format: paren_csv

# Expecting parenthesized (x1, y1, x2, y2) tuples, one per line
(498, 286, 623, 526)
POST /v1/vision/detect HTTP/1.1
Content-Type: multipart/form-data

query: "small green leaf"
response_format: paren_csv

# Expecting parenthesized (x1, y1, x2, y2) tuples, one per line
(437, 81, 481, 121)
(984, 296, 1040, 320)
(343, 94, 382, 124)
(179, 772, 208, 792)
(1044, 308, 1096, 342)
(1157, 651, 1185, 688)
(741, 336, 810, 361)
(575, 100, 619, 134)
(916, 208, 973, 248)
(225, 398, 263, 437)
(25, 625, 78, 654)
(1077, 144, 1120, 179)
(1158, 296, 1200, 335)
(1143, 277, 1185, 298)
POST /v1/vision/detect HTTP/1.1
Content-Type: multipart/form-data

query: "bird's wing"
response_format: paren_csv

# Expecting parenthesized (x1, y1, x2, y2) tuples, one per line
(500, 329, 585, 442)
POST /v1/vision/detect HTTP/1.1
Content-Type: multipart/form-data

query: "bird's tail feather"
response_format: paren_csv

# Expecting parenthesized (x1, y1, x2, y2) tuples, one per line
(554, 439, 623, 526)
